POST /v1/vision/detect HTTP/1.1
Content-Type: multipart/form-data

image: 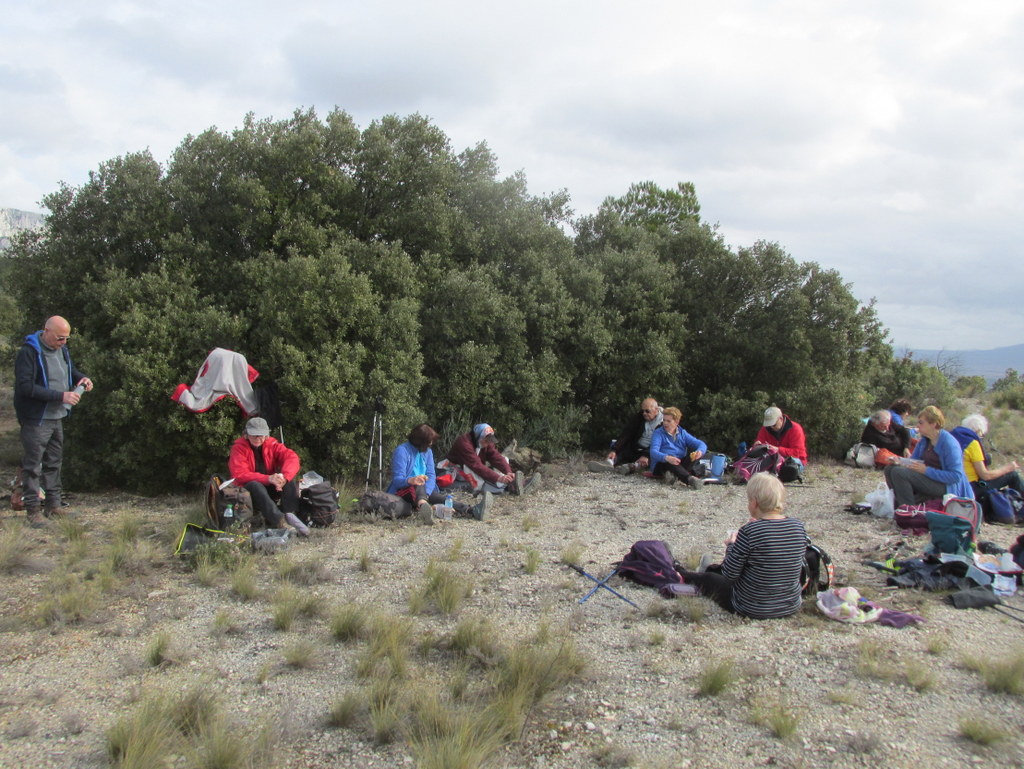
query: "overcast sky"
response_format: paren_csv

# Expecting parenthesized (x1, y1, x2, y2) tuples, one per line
(2, 1, 1021, 352)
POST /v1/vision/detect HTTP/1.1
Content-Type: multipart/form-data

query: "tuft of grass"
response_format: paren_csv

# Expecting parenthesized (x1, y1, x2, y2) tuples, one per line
(330, 603, 372, 643)
(524, 548, 541, 575)
(0, 523, 46, 575)
(752, 698, 800, 740)
(826, 686, 857, 706)
(144, 630, 175, 667)
(521, 515, 540, 532)
(410, 561, 471, 616)
(696, 659, 736, 696)
(276, 553, 328, 585)
(106, 685, 273, 769)
(211, 609, 241, 638)
(327, 691, 363, 729)
(282, 640, 317, 669)
(367, 679, 405, 745)
(112, 513, 141, 545)
(31, 571, 99, 628)
(445, 536, 464, 562)
(963, 651, 1024, 695)
(855, 638, 899, 682)
(648, 630, 666, 647)
(55, 516, 88, 543)
(230, 560, 259, 601)
(924, 633, 950, 655)
(904, 660, 936, 691)
(356, 548, 373, 573)
(357, 614, 413, 681)
(592, 743, 638, 768)
(559, 541, 584, 566)
(449, 615, 501, 664)
(958, 714, 1012, 745)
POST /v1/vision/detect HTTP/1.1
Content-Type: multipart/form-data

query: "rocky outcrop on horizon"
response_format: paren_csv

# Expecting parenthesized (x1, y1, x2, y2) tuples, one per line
(0, 207, 45, 250)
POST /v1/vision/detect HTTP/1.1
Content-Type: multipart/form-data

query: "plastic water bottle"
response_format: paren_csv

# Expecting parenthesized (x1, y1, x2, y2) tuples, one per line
(444, 494, 454, 512)
(223, 503, 234, 524)
(737, 441, 748, 458)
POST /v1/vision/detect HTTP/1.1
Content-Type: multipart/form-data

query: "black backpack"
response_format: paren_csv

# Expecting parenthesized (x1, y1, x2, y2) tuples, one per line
(616, 540, 685, 590)
(778, 457, 805, 484)
(298, 482, 340, 527)
(801, 543, 835, 596)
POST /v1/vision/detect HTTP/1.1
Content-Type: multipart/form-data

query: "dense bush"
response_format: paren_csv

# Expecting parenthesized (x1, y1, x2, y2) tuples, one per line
(4, 110, 898, 489)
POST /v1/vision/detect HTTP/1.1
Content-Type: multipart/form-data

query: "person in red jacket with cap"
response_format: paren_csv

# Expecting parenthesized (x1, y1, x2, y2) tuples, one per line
(228, 417, 307, 534)
(754, 407, 808, 465)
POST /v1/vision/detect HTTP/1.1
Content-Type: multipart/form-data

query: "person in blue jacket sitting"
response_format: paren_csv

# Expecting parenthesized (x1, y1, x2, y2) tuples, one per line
(388, 423, 491, 525)
(883, 405, 973, 507)
(649, 407, 707, 490)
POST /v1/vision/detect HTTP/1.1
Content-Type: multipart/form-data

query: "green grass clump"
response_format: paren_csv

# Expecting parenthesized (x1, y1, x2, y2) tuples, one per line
(107, 685, 273, 769)
(357, 614, 413, 680)
(144, 630, 175, 667)
(524, 548, 541, 575)
(752, 698, 800, 740)
(958, 714, 1012, 745)
(276, 553, 328, 585)
(521, 515, 540, 532)
(330, 603, 372, 643)
(410, 561, 471, 616)
(449, 615, 501, 663)
(0, 523, 44, 574)
(327, 692, 363, 729)
(559, 542, 584, 566)
(31, 570, 99, 628)
(696, 659, 736, 696)
(963, 651, 1024, 695)
(230, 560, 259, 601)
(211, 609, 241, 637)
(282, 640, 317, 669)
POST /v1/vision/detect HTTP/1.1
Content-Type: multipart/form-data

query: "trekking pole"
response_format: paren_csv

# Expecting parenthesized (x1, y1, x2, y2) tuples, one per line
(567, 563, 641, 609)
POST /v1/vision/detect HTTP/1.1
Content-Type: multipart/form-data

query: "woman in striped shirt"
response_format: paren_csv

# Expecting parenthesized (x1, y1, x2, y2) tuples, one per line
(682, 473, 807, 619)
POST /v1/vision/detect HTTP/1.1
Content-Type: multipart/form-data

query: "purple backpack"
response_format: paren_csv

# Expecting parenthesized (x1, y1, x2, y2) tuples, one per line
(616, 540, 685, 590)
(732, 445, 784, 482)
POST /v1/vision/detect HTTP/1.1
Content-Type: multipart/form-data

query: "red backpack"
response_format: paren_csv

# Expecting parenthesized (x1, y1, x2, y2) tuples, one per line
(732, 445, 784, 482)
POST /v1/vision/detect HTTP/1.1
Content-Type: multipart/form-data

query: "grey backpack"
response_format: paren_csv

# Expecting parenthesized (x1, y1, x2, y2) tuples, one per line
(358, 490, 412, 519)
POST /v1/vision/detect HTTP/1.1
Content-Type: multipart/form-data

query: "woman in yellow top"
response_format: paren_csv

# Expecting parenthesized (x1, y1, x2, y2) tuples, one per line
(952, 414, 1023, 497)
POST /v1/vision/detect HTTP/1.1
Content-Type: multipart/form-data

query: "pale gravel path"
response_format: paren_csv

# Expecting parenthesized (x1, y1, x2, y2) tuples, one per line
(1, 459, 1023, 769)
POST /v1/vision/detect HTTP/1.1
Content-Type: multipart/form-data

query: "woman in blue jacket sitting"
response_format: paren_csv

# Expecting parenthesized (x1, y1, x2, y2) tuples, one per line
(388, 423, 491, 524)
(883, 406, 973, 507)
(649, 407, 707, 489)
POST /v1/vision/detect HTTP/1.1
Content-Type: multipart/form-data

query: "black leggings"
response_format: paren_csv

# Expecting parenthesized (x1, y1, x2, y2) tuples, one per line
(245, 480, 299, 528)
(652, 457, 698, 483)
(679, 569, 735, 613)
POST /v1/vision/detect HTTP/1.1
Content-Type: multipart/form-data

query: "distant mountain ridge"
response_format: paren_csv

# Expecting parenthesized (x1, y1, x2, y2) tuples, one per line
(904, 344, 1024, 383)
(0, 208, 45, 250)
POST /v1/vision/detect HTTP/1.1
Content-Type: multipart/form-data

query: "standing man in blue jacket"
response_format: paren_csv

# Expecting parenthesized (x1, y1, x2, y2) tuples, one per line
(14, 316, 93, 527)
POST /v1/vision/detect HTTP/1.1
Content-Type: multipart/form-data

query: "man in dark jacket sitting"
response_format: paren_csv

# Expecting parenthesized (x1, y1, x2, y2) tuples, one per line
(860, 409, 911, 457)
(589, 398, 663, 475)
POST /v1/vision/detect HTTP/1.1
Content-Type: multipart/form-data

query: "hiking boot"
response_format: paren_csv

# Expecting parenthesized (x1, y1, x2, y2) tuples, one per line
(661, 474, 676, 486)
(472, 491, 493, 521)
(418, 501, 435, 526)
(522, 472, 541, 494)
(697, 553, 716, 573)
(687, 476, 704, 490)
(614, 463, 635, 476)
(26, 508, 48, 529)
(509, 471, 526, 495)
(586, 460, 613, 473)
(284, 512, 310, 537)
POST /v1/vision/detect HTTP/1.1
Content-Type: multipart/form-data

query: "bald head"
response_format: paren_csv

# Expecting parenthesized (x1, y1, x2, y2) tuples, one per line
(641, 398, 660, 421)
(41, 316, 72, 349)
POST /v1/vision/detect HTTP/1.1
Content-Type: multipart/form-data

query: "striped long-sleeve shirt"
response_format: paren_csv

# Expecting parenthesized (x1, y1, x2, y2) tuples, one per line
(721, 517, 807, 619)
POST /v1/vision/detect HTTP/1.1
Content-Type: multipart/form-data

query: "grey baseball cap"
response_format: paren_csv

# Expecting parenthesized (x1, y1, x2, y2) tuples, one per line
(245, 417, 270, 436)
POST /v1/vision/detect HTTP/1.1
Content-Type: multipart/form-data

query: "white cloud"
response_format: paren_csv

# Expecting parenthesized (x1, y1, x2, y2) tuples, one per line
(2, 0, 1022, 350)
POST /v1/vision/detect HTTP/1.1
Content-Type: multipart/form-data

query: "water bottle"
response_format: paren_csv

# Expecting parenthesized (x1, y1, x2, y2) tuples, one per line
(223, 503, 234, 525)
(737, 441, 748, 458)
(445, 494, 454, 512)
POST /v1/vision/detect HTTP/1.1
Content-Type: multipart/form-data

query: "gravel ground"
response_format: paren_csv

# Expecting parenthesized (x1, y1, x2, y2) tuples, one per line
(1, 459, 1023, 769)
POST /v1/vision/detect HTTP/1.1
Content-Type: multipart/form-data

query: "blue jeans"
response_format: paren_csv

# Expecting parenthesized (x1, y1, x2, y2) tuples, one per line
(20, 419, 64, 510)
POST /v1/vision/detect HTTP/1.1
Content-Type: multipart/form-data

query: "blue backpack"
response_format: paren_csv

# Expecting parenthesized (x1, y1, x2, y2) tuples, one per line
(981, 487, 1023, 525)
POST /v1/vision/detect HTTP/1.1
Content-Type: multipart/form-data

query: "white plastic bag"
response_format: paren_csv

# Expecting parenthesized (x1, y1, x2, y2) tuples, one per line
(864, 482, 894, 518)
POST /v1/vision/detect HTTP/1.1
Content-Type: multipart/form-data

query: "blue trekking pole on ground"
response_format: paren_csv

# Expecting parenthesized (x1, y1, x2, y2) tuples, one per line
(568, 563, 641, 609)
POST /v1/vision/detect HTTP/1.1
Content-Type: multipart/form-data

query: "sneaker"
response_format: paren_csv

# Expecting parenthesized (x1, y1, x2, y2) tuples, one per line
(697, 553, 716, 573)
(418, 501, 434, 526)
(662, 474, 676, 486)
(614, 463, 635, 476)
(587, 460, 614, 473)
(510, 471, 525, 495)
(687, 476, 705, 490)
(472, 491, 493, 521)
(284, 512, 310, 537)
(26, 508, 48, 529)
(522, 472, 541, 494)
